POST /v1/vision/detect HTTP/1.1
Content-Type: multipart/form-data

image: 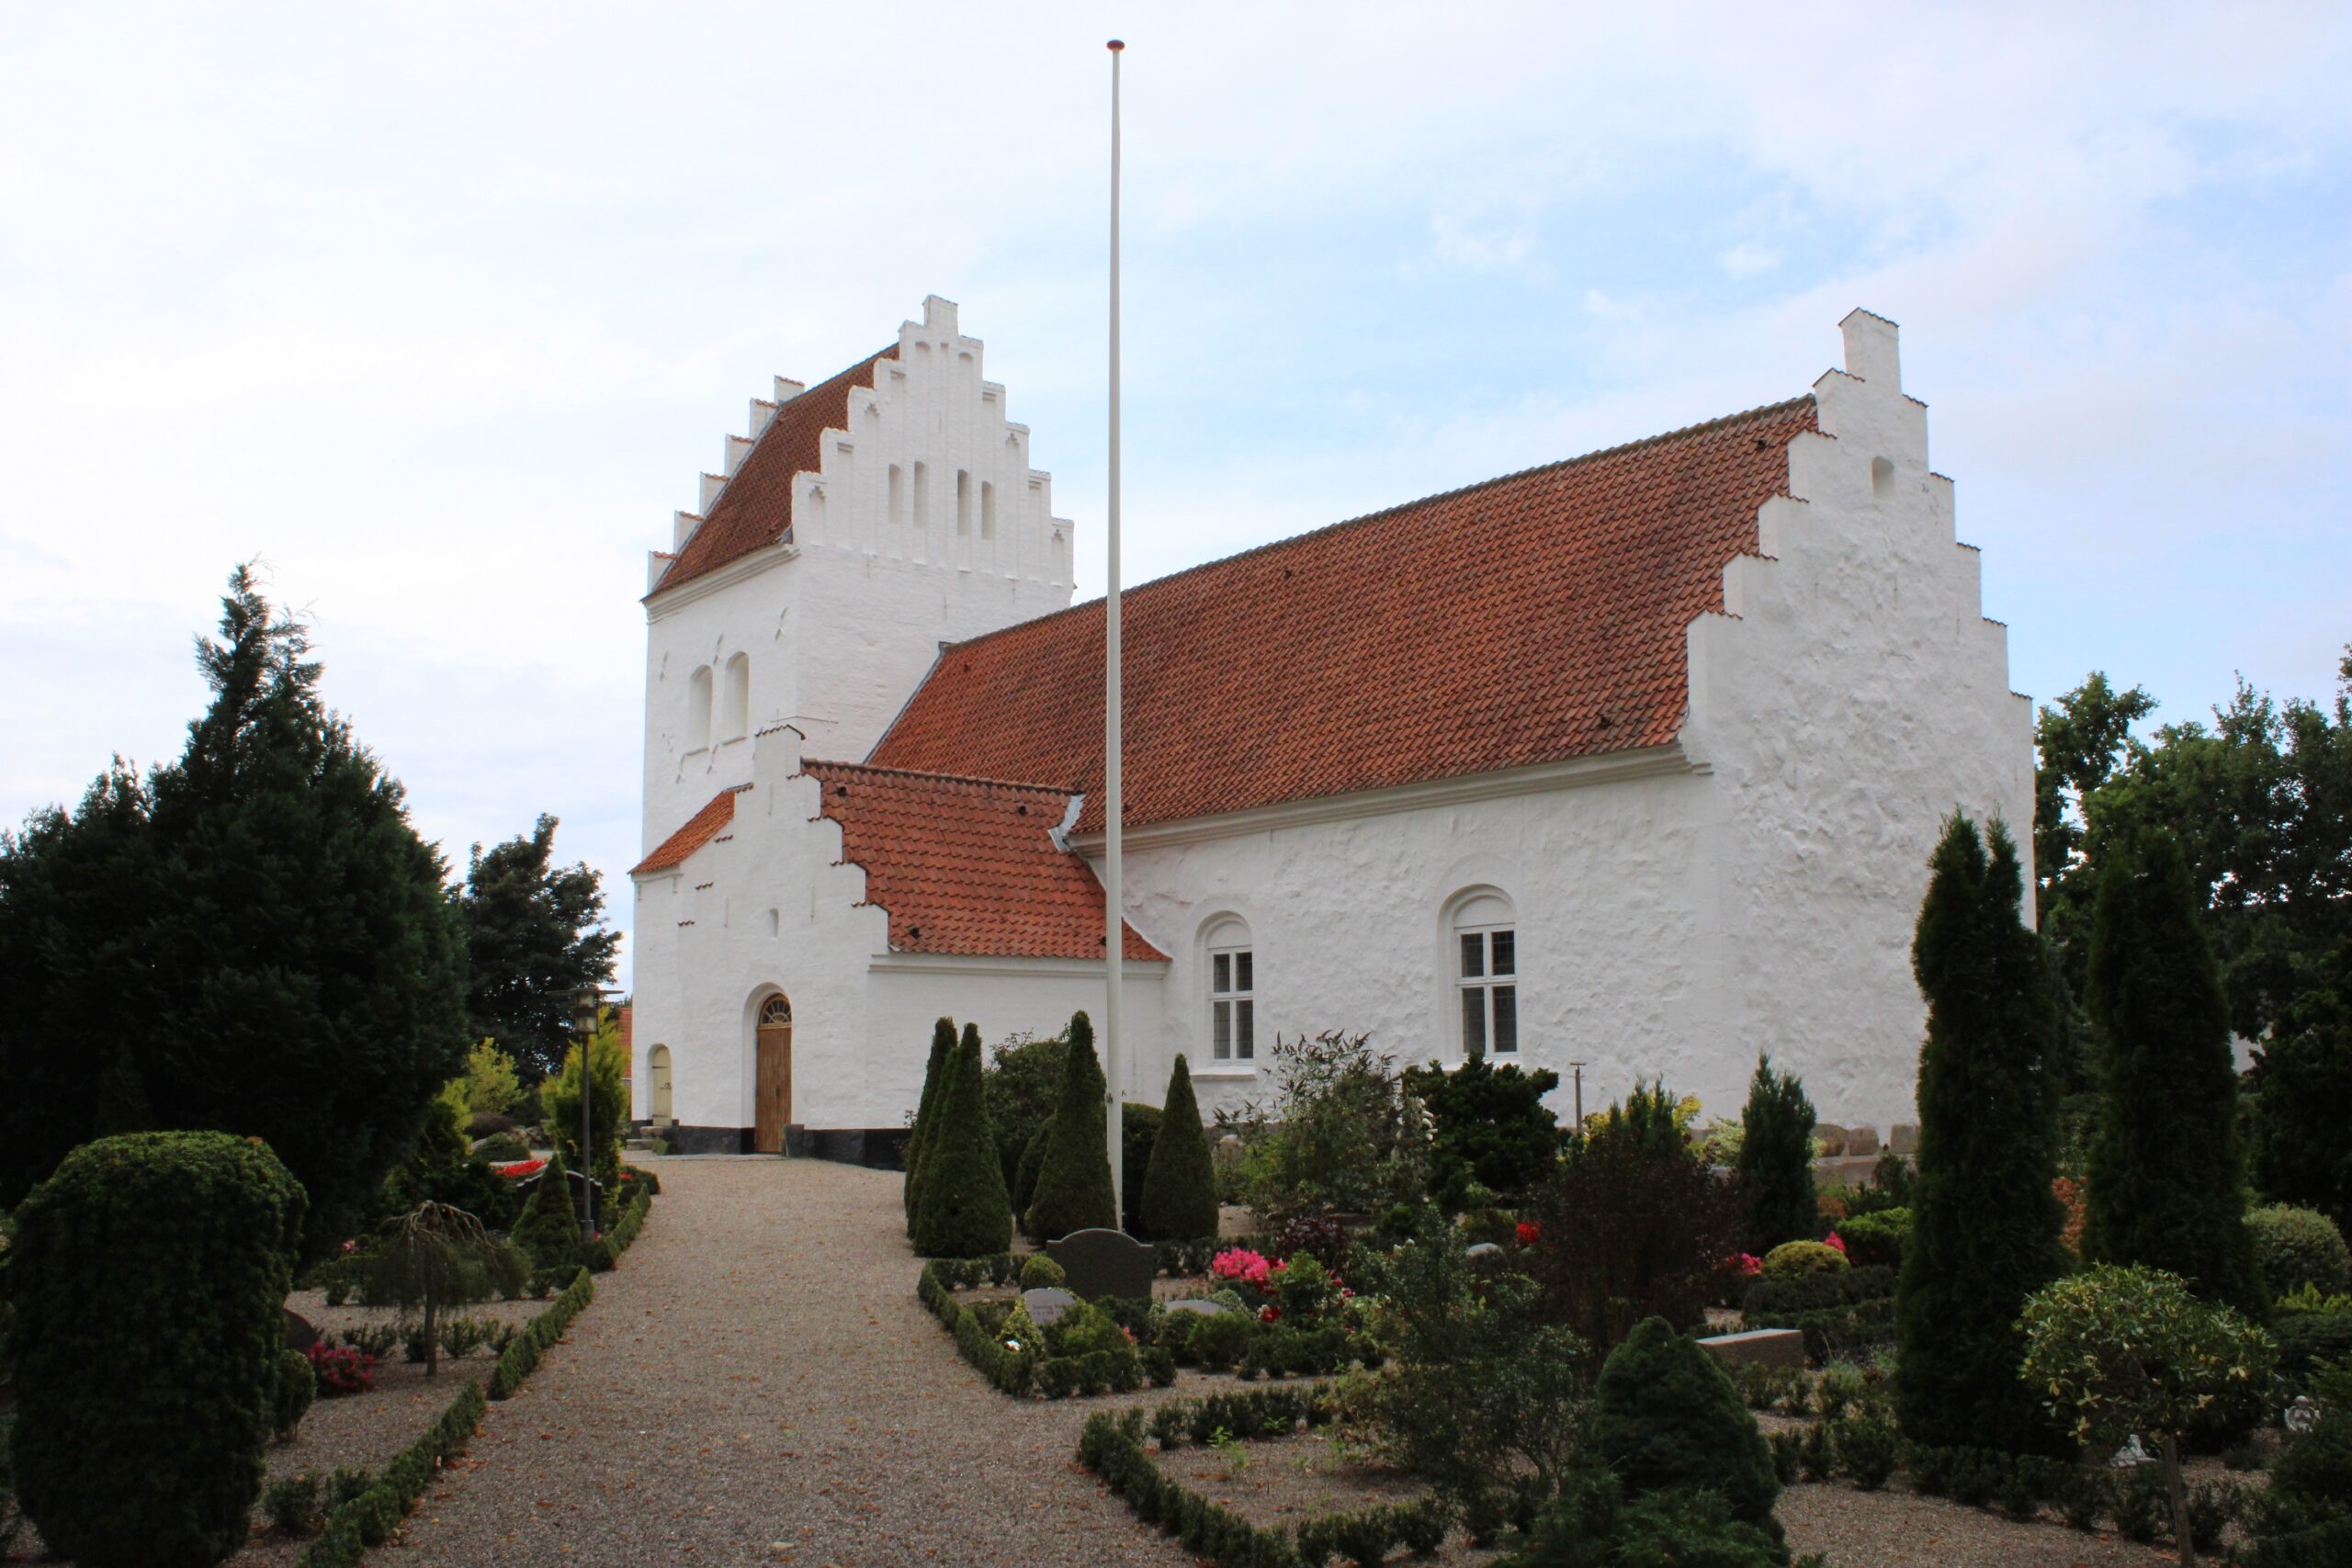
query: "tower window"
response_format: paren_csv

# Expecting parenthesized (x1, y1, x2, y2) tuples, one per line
(686, 665, 713, 751)
(980, 480, 996, 540)
(912, 462, 930, 527)
(956, 469, 971, 536)
(722, 652, 751, 740)
(888, 463, 905, 525)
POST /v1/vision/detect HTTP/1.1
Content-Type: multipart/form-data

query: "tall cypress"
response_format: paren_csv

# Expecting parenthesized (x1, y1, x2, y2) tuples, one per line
(1141, 1054, 1219, 1241)
(1896, 816, 2070, 1454)
(912, 1025, 1012, 1258)
(902, 1017, 956, 1230)
(1023, 1010, 1117, 1241)
(2083, 829, 2267, 1317)
(1736, 1054, 1818, 1255)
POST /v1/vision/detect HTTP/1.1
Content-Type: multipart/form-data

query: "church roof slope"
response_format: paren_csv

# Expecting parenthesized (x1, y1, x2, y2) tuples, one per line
(803, 760, 1167, 961)
(630, 784, 745, 875)
(650, 344, 899, 596)
(869, 396, 1819, 831)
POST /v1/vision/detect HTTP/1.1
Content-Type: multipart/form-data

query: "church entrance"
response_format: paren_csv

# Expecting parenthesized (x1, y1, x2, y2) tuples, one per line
(754, 994, 793, 1155)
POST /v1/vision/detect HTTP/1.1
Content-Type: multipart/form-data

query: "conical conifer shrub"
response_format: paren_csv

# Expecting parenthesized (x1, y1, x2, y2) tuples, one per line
(1141, 1054, 1219, 1241)
(913, 1024, 1012, 1258)
(514, 1144, 583, 1284)
(1024, 1010, 1117, 1241)
(2084, 828, 2267, 1316)
(1895, 815, 2070, 1454)
(1594, 1315, 1781, 1531)
(903, 1017, 956, 1230)
(1736, 1053, 1818, 1255)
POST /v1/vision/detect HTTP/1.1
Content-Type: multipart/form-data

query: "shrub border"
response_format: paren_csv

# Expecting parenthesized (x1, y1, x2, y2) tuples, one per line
(1076, 1387, 1452, 1568)
(916, 1258, 1177, 1399)
(291, 1180, 658, 1565)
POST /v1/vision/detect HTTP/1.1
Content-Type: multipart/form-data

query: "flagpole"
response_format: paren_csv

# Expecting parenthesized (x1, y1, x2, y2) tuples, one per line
(1103, 37, 1126, 1228)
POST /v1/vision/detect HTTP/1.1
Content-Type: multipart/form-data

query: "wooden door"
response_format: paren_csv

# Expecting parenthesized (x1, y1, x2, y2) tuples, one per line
(754, 996, 793, 1154)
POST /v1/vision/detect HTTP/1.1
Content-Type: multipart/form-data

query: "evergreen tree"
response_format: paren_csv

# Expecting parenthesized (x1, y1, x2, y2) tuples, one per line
(458, 814, 620, 1082)
(1897, 815, 2071, 1454)
(2084, 828, 2267, 1317)
(513, 1144, 584, 1285)
(1736, 1055, 1818, 1255)
(1593, 1315, 1781, 1532)
(2249, 938, 2352, 1236)
(1024, 1010, 1117, 1240)
(537, 1008, 627, 1199)
(0, 566, 468, 1260)
(903, 1017, 956, 1228)
(1141, 1055, 1219, 1241)
(911, 1025, 1012, 1258)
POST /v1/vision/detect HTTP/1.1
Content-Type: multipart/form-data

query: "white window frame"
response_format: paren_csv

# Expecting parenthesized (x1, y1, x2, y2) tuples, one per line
(1207, 940, 1255, 1066)
(1455, 921, 1518, 1059)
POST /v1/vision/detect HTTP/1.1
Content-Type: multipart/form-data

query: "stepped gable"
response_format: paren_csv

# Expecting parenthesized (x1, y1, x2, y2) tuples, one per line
(869, 396, 1819, 832)
(801, 760, 1166, 962)
(650, 345, 899, 596)
(631, 784, 747, 874)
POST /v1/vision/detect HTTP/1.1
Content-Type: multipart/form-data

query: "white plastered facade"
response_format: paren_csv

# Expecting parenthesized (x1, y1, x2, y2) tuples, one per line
(630, 304, 2031, 1149)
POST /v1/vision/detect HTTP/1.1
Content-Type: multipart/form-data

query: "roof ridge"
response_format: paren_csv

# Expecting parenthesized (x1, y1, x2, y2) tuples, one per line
(800, 757, 1077, 795)
(928, 393, 1816, 659)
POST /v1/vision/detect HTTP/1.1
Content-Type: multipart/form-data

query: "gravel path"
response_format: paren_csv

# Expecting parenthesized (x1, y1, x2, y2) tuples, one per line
(382, 1155, 1176, 1567)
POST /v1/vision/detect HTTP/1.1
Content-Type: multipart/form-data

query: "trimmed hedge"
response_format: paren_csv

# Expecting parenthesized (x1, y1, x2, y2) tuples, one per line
(1742, 1265, 1896, 1318)
(294, 1380, 487, 1567)
(8, 1132, 307, 1568)
(488, 1267, 594, 1400)
(1080, 1388, 1449, 1568)
(916, 1259, 1174, 1399)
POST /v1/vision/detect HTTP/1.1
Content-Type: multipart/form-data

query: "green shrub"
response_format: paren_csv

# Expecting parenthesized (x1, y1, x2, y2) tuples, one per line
(2277, 1311, 2352, 1383)
(1020, 1253, 1066, 1290)
(1767, 1429, 1802, 1486)
(1121, 1101, 1161, 1235)
(1737, 1055, 1819, 1256)
(487, 1268, 593, 1401)
(1496, 1471, 1791, 1568)
(1838, 1209, 1910, 1270)
(1140, 1055, 1220, 1241)
(2248, 947, 2352, 1243)
(265, 1471, 322, 1537)
(512, 1145, 584, 1283)
(1798, 1419, 1834, 1482)
(361, 1201, 530, 1378)
(2248, 1204, 2352, 1297)
(1402, 1055, 1566, 1205)
(472, 1132, 528, 1165)
(1592, 1315, 1779, 1531)
(912, 1025, 1014, 1258)
(6, 1132, 307, 1568)
(537, 1014, 627, 1199)
(1834, 1416, 1898, 1489)
(273, 1347, 316, 1438)
(1024, 1011, 1116, 1241)
(903, 1018, 956, 1227)
(1762, 1240, 1847, 1276)
(1239, 1030, 1430, 1220)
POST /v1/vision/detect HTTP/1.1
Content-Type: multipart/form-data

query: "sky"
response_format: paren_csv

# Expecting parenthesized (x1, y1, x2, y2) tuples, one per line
(5, 4, 2348, 991)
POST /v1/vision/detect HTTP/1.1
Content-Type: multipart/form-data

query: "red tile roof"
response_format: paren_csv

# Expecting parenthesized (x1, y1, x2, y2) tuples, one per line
(803, 761, 1166, 961)
(868, 397, 1818, 830)
(630, 784, 746, 875)
(648, 345, 899, 597)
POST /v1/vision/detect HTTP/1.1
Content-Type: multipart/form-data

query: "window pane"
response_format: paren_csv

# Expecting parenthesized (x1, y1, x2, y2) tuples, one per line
(1213, 953, 1229, 994)
(1236, 950, 1253, 993)
(1491, 929, 1515, 977)
(1213, 999, 1231, 1060)
(1237, 999, 1254, 1060)
(1493, 985, 1518, 1054)
(1462, 985, 1486, 1057)
(1460, 932, 1485, 978)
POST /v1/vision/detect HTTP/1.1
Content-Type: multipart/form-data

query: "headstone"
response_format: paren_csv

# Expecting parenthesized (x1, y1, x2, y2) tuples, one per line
(1046, 1228, 1157, 1302)
(1847, 1125, 1880, 1157)
(283, 1307, 322, 1353)
(1816, 1124, 1849, 1157)
(1021, 1287, 1078, 1325)
(1888, 1123, 1919, 1156)
(1698, 1328, 1805, 1370)
(1465, 1242, 1505, 1263)
(1165, 1298, 1238, 1319)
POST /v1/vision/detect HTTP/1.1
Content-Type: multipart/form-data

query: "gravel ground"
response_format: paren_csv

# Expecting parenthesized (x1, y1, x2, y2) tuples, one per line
(1779, 1481, 2179, 1566)
(380, 1156, 1179, 1567)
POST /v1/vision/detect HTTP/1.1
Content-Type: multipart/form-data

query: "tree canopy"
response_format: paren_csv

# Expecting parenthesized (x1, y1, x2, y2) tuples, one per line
(458, 813, 619, 1081)
(0, 566, 469, 1258)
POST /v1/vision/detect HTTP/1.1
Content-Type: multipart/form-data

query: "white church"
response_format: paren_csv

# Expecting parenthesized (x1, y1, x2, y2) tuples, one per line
(628, 296, 2032, 1161)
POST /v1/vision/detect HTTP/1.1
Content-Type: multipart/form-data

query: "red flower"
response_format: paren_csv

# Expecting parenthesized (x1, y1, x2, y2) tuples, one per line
(1516, 1222, 1542, 1247)
(1825, 1230, 1848, 1256)
(1260, 1305, 1282, 1323)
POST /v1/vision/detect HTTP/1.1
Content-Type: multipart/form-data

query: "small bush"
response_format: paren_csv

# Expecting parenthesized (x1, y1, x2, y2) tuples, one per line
(2249, 1204, 2352, 1297)
(2112, 1465, 2165, 1542)
(2057, 1466, 2112, 1531)
(1497, 1472, 1790, 1568)
(1593, 1316, 1779, 1529)
(1834, 1416, 1898, 1490)
(1798, 1420, 1834, 1482)
(472, 1132, 528, 1165)
(1020, 1253, 1066, 1290)
(1838, 1208, 1910, 1270)
(265, 1471, 322, 1537)
(273, 1347, 316, 1438)
(1766, 1429, 1802, 1486)
(1189, 1309, 1254, 1370)
(1140, 1055, 1220, 1242)
(308, 1344, 377, 1396)
(1762, 1240, 1848, 1276)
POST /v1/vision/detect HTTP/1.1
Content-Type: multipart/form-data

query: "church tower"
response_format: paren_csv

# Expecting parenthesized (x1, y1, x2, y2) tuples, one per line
(638, 296, 1077, 853)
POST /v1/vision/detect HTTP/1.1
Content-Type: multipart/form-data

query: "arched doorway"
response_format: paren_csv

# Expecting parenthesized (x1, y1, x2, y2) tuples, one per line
(754, 995, 793, 1155)
(647, 1044, 673, 1125)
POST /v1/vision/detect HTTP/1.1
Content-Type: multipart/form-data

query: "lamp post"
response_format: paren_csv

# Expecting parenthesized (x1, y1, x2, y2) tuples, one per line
(572, 987, 604, 1241)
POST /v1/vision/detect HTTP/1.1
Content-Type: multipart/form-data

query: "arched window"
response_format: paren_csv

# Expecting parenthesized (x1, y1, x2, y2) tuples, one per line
(722, 653, 751, 740)
(1451, 891, 1517, 1059)
(686, 665, 713, 751)
(1203, 916, 1254, 1065)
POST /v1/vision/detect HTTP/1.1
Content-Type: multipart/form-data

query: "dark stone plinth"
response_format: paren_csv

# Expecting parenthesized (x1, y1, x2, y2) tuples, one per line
(1046, 1227, 1157, 1302)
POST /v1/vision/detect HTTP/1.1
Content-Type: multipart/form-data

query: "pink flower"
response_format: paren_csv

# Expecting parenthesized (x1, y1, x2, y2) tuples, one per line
(1260, 1305, 1282, 1323)
(1825, 1231, 1848, 1256)
(1212, 1247, 1274, 1289)
(1726, 1252, 1764, 1277)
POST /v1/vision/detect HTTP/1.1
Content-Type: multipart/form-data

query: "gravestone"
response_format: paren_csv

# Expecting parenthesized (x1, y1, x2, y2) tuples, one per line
(1847, 1125, 1880, 1158)
(1698, 1327, 1804, 1370)
(1021, 1287, 1078, 1325)
(1888, 1123, 1919, 1156)
(1464, 1242, 1506, 1263)
(1047, 1228, 1157, 1302)
(1165, 1298, 1238, 1319)
(1816, 1124, 1849, 1157)
(283, 1307, 322, 1353)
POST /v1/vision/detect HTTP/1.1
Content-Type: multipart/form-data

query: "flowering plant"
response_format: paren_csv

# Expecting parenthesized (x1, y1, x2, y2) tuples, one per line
(307, 1342, 377, 1397)
(1818, 1191, 1849, 1222)
(1727, 1252, 1764, 1278)
(1516, 1221, 1542, 1247)
(1260, 1304, 1282, 1323)
(1212, 1248, 1276, 1290)
(493, 1158, 547, 1179)
(1823, 1230, 1848, 1257)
